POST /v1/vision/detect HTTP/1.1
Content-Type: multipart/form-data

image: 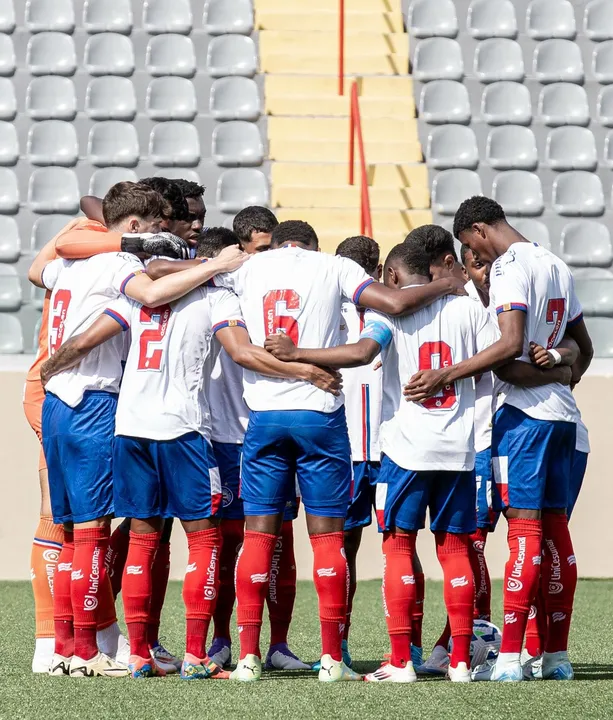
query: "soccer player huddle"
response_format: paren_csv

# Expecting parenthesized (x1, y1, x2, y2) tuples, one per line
(24, 177, 593, 685)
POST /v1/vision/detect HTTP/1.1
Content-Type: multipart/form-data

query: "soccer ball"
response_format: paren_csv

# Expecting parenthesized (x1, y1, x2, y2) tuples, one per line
(449, 619, 502, 669)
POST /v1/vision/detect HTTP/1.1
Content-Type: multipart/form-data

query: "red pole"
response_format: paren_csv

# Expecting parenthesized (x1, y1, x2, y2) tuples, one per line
(349, 81, 356, 185)
(353, 88, 373, 237)
(339, 0, 345, 95)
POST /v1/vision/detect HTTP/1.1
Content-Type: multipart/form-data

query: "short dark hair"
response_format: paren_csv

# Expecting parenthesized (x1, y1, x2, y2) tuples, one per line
(271, 220, 318, 250)
(140, 177, 188, 221)
(460, 243, 471, 265)
(173, 178, 205, 200)
(453, 196, 506, 239)
(102, 181, 170, 229)
(384, 242, 431, 278)
(405, 224, 457, 263)
(335, 235, 380, 274)
(196, 227, 239, 258)
(233, 206, 279, 245)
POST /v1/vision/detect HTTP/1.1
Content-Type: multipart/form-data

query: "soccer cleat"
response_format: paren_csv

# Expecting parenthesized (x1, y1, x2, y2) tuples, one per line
(417, 645, 449, 676)
(32, 637, 55, 673)
(128, 655, 165, 679)
(317, 654, 363, 682)
(151, 641, 181, 674)
(181, 653, 230, 680)
(265, 643, 311, 671)
(542, 651, 574, 681)
(207, 637, 231, 669)
(230, 654, 263, 682)
(365, 661, 417, 683)
(411, 645, 423, 669)
(312, 639, 352, 672)
(471, 657, 523, 682)
(69, 651, 130, 678)
(49, 653, 72, 676)
(448, 662, 472, 683)
(520, 649, 543, 680)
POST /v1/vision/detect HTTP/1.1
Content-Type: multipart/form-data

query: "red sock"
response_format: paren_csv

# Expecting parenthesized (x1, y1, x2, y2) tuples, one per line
(122, 531, 160, 659)
(147, 540, 170, 648)
(541, 513, 577, 653)
(213, 519, 244, 641)
(500, 518, 542, 655)
(411, 571, 425, 648)
(436, 532, 474, 668)
(106, 524, 130, 599)
(72, 527, 110, 660)
(53, 530, 74, 657)
(267, 520, 297, 647)
(525, 588, 546, 657)
(235, 531, 277, 659)
(469, 527, 492, 620)
(183, 528, 221, 659)
(382, 531, 416, 667)
(311, 531, 348, 662)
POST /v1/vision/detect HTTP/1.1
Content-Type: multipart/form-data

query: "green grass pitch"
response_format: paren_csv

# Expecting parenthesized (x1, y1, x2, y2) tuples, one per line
(1, 579, 612, 720)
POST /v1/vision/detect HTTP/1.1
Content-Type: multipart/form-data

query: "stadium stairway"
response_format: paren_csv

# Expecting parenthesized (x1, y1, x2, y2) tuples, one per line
(256, 0, 432, 255)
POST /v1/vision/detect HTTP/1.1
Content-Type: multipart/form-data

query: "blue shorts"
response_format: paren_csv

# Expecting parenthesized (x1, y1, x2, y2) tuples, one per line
(568, 450, 588, 519)
(344, 461, 380, 530)
(113, 431, 222, 521)
(241, 406, 352, 518)
(475, 447, 502, 531)
(42, 391, 117, 524)
(375, 454, 477, 534)
(492, 404, 576, 511)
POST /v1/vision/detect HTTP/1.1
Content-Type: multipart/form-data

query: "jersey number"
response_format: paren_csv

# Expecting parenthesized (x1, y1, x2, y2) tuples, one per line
(546, 298, 565, 349)
(138, 305, 171, 371)
(263, 289, 301, 344)
(418, 341, 457, 410)
(50, 289, 72, 355)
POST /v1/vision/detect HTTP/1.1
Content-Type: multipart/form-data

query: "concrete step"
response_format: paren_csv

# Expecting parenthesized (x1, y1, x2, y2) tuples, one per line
(261, 52, 408, 75)
(260, 31, 408, 56)
(275, 207, 432, 233)
(265, 94, 415, 118)
(271, 162, 429, 188)
(269, 138, 422, 163)
(256, 0, 401, 11)
(272, 185, 430, 210)
(265, 74, 413, 98)
(268, 116, 417, 142)
(255, 10, 405, 32)
(318, 230, 419, 257)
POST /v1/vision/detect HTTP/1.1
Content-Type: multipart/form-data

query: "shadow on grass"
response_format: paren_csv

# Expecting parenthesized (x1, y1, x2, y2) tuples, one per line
(573, 664, 613, 680)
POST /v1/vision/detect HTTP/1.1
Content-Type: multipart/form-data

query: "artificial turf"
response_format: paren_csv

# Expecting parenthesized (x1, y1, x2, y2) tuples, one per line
(1, 579, 612, 720)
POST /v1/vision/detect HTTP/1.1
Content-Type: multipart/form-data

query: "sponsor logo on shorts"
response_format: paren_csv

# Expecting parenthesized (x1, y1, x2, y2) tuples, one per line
(185, 563, 197, 574)
(83, 595, 98, 611)
(450, 576, 469, 588)
(552, 612, 567, 623)
(126, 565, 143, 575)
(549, 582, 563, 595)
(317, 568, 337, 578)
(250, 573, 268, 584)
(71, 569, 83, 581)
(401, 575, 415, 585)
(504, 612, 517, 625)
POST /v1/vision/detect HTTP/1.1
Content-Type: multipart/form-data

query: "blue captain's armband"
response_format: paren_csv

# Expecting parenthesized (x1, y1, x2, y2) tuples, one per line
(360, 321, 392, 349)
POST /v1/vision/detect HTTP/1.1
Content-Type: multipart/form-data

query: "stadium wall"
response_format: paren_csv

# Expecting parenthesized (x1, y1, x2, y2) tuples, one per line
(2, 363, 612, 581)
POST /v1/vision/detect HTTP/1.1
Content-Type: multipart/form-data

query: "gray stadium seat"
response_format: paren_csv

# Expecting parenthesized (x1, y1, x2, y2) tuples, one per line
(597, 87, 613, 127)
(426, 125, 478, 169)
(147, 77, 197, 121)
(0, 78, 15, 119)
(88, 122, 139, 167)
(89, 168, 138, 197)
(0, 314, 23, 354)
(511, 218, 551, 249)
(593, 41, 613, 85)
(0, 265, 22, 311)
(212, 121, 264, 168)
(575, 277, 613, 316)
(412, 38, 463, 82)
(210, 77, 261, 122)
(431, 169, 483, 215)
(526, 0, 576, 40)
(474, 39, 524, 83)
(603, 131, 613, 167)
(153, 168, 200, 183)
(584, 0, 613, 42)
(481, 82, 532, 125)
(149, 122, 200, 167)
(0, 168, 18, 213)
(27, 121, 78, 167)
(26, 77, 76, 121)
(537, 83, 589, 126)
(486, 126, 538, 170)
(546, 127, 597, 171)
(146, 34, 196, 77)
(216, 169, 269, 213)
(467, 0, 517, 39)
(204, 0, 255, 36)
(143, 0, 192, 34)
(585, 317, 613, 356)
(28, 168, 79, 213)
(492, 171, 544, 216)
(32, 285, 46, 310)
(534, 39, 584, 84)
(83, 0, 133, 34)
(84, 33, 134, 76)
(0, 0, 14, 33)
(85, 77, 137, 121)
(0, 122, 17, 165)
(552, 171, 605, 216)
(0, 34, 14, 76)
(31, 214, 75, 251)
(560, 221, 613, 267)
(27, 32, 76, 76)
(0, 216, 19, 261)
(207, 35, 258, 78)
(25, 0, 75, 33)
(408, 0, 458, 38)
(419, 80, 471, 124)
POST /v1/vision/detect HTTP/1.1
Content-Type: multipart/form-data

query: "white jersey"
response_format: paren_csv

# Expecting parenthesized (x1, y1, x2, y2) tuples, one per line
(213, 245, 374, 412)
(361, 290, 498, 471)
(209, 344, 249, 444)
(490, 242, 582, 423)
(42, 252, 144, 407)
(340, 301, 381, 462)
(110, 286, 245, 441)
(576, 416, 590, 454)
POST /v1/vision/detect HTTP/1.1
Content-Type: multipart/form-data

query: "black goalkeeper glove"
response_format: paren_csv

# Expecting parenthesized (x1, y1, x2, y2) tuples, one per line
(120, 232, 191, 259)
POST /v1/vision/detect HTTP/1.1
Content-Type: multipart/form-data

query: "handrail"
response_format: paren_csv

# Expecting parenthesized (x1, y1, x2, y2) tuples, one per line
(338, 0, 345, 95)
(348, 80, 373, 238)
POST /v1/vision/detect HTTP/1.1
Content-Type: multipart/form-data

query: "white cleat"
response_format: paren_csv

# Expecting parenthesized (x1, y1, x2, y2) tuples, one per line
(69, 651, 130, 678)
(520, 649, 543, 680)
(230, 654, 262, 682)
(365, 661, 417, 683)
(32, 637, 55, 673)
(542, 651, 574, 681)
(472, 656, 523, 682)
(417, 645, 449, 676)
(265, 644, 311, 671)
(318, 654, 363, 682)
(49, 653, 72, 676)
(151, 642, 181, 674)
(448, 662, 472, 683)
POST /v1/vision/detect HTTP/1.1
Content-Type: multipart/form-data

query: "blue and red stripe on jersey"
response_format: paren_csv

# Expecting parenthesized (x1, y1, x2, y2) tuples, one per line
(495, 302, 528, 315)
(212, 319, 247, 334)
(103, 308, 130, 331)
(353, 278, 375, 305)
(119, 270, 142, 295)
(361, 383, 372, 462)
(567, 312, 584, 326)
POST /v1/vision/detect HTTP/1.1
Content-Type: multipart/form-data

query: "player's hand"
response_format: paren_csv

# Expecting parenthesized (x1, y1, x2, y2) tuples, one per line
(264, 333, 298, 361)
(446, 277, 468, 297)
(373, 360, 382, 371)
(305, 365, 343, 396)
(214, 244, 249, 272)
(403, 368, 450, 403)
(121, 232, 191, 260)
(529, 341, 554, 368)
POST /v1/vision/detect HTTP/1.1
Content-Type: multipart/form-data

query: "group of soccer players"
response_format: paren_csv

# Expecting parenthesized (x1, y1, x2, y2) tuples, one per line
(23, 174, 593, 684)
